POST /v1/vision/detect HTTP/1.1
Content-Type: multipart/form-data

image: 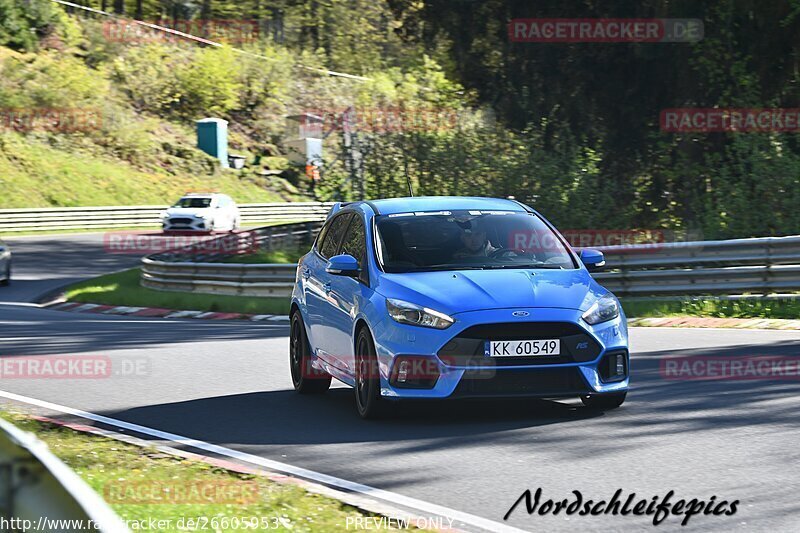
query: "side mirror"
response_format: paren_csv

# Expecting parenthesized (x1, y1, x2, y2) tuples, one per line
(326, 254, 360, 277)
(579, 249, 605, 272)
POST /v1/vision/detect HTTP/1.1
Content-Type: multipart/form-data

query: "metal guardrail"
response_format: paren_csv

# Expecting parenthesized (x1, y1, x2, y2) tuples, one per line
(141, 222, 321, 296)
(142, 262, 299, 297)
(142, 230, 800, 298)
(0, 202, 334, 233)
(0, 418, 129, 532)
(594, 235, 800, 295)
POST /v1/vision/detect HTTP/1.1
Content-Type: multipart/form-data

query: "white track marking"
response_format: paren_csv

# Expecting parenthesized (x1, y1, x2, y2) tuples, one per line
(0, 389, 527, 533)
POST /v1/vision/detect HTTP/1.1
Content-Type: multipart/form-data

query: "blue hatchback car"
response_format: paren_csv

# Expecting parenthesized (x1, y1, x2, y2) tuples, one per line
(290, 197, 629, 418)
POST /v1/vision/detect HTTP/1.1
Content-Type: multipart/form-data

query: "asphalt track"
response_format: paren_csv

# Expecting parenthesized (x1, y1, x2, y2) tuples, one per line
(1, 234, 799, 532)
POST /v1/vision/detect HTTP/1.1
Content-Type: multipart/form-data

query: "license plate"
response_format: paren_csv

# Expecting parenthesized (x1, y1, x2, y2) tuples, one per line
(485, 339, 560, 357)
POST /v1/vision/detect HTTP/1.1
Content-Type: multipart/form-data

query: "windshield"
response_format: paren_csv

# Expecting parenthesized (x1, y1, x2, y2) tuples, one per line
(375, 210, 576, 273)
(173, 197, 212, 208)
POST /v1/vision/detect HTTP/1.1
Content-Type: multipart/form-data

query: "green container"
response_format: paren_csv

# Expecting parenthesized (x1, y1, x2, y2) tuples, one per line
(196, 118, 229, 168)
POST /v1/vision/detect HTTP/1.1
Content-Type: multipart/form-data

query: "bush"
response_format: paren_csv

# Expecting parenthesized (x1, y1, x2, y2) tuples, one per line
(173, 46, 243, 118)
(0, 51, 109, 108)
(110, 44, 185, 114)
(0, 0, 56, 52)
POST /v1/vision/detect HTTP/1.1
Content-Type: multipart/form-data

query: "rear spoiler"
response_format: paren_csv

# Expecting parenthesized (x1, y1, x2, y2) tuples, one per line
(326, 202, 350, 219)
(326, 201, 381, 219)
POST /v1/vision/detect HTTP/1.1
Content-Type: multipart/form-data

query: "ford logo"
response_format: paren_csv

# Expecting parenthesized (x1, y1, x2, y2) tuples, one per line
(512, 311, 530, 317)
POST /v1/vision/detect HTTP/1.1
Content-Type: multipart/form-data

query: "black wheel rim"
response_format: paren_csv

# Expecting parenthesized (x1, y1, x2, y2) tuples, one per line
(356, 336, 370, 408)
(290, 318, 302, 386)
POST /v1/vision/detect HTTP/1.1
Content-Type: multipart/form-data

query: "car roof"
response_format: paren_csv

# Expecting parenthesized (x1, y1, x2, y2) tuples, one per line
(367, 196, 527, 215)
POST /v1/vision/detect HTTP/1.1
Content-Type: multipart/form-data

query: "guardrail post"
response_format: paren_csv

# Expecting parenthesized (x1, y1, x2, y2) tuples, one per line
(266, 228, 274, 251)
(763, 240, 772, 296)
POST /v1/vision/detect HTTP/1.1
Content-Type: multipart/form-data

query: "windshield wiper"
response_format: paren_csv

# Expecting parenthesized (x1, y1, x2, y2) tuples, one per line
(394, 263, 566, 272)
(486, 263, 565, 270)
(399, 264, 488, 272)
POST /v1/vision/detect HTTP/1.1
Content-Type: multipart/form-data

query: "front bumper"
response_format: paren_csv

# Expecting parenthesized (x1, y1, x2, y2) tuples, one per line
(371, 307, 629, 399)
(162, 217, 211, 232)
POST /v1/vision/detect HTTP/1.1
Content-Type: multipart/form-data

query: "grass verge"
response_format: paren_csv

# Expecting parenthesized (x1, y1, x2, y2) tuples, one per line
(0, 411, 395, 532)
(620, 297, 800, 320)
(64, 268, 290, 315)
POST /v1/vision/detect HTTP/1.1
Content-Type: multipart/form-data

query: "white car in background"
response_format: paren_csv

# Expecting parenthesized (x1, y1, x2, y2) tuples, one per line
(160, 193, 241, 233)
(0, 238, 10, 286)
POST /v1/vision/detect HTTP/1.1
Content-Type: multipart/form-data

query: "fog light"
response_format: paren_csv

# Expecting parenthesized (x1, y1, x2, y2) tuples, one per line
(390, 356, 440, 389)
(397, 360, 410, 383)
(599, 351, 627, 382)
(615, 353, 625, 376)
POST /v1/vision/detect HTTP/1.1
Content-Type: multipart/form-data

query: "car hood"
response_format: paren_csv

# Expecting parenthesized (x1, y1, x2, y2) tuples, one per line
(375, 268, 604, 315)
(163, 207, 212, 217)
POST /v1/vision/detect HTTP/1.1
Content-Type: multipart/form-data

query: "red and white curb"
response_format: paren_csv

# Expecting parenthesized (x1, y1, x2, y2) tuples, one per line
(44, 301, 289, 322)
(628, 316, 800, 330)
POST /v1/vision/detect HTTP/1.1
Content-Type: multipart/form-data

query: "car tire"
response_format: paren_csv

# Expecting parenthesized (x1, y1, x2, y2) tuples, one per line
(289, 311, 331, 394)
(581, 392, 626, 410)
(0, 263, 9, 286)
(354, 327, 387, 419)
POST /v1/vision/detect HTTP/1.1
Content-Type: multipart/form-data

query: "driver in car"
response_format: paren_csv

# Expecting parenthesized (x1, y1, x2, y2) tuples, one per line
(454, 218, 497, 258)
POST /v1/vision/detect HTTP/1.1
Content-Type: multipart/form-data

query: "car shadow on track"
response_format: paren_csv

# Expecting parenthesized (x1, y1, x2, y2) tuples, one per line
(99, 389, 601, 446)
(620, 339, 800, 434)
(96, 339, 800, 453)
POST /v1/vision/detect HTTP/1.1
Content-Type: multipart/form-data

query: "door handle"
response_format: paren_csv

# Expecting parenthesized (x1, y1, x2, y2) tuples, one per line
(323, 282, 332, 293)
(302, 268, 311, 280)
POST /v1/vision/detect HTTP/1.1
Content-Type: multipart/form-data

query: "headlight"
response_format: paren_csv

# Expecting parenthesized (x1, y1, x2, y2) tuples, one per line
(582, 294, 620, 325)
(386, 298, 454, 329)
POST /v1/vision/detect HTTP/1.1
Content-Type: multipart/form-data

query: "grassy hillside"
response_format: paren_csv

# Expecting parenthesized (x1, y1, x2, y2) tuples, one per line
(0, 133, 299, 207)
(0, 1, 479, 210)
(0, 8, 307, 208)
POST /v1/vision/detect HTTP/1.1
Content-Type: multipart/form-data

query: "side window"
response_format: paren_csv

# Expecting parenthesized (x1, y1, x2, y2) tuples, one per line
(339, 216, 369, 285)
(318, 214, 352, 259)
(315, 222, 331, 254)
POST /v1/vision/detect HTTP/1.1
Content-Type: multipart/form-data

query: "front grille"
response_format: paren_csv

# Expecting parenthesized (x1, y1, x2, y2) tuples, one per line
(168, 218, 193, 225)
(437, 322, 601, 366)
(452, 367, 591, 397)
